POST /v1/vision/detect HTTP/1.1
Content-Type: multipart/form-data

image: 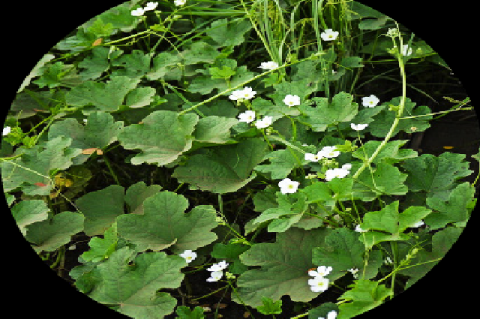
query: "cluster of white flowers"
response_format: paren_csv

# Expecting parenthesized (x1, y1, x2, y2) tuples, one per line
(229, 86, 257, 101)
(179, 250, 197, 264)
(206, 260, 229, 282)
(318, 310, 338, 319)
(308, 266, 333, 292)
(131, 2, 159, 16)
(2, 126, 11, 136)
(325, 164, 351, 182)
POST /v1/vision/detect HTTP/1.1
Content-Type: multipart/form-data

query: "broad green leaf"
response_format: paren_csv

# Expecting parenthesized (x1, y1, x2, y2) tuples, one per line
(33, 61, 77, 89)
(337, 280, 393, 319)
(188, 65, 255, 95)
(117, 191, 218, 252)
(95, 4, 140, 32)
(235, 228, 331, 307)
(17, 53, 55, 93)
(175, 306, 205, 319)
(118, 110, 199, 166)
(299, 92, 358, 132)
(352, 162, 408, 201)
(182, 41, 221, 65)
(206, 18, 252, 47)
(402, 152, 473, 200)
(308, 303, 339, 319)
(125, 87, 156, 108)
(78, 247, 185, 319)
(11, 200, 49, 236)
(359, 201, 432, 248)
(212, 243, 250, 274)
(26, 211, 84, 252)
(112, 50, 151, 78)
(66, 76, 140, 111)
(147, 51, 182, 81)
(81, 223, 118, 263)
(257, 297, 283, 315)
(78, 46, 110, 80)
(48, 111, 124, 164)
(425, 182, 474, 229)
(313, 228, 382, 280)
(75, 185, 125, 236)
(352, 140, 417, 164)
(1, 136, 82, 195)
(255, 148, 304, 179)
(369, 97, 432, 137)
(173, 138, 268, 193)
(125, 181, 162, 215)
(398, 227, 463, 288)
(193, 116, 238, 144)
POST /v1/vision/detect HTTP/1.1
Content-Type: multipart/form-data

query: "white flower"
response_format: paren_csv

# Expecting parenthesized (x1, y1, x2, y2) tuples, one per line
(350, 123, 369, 131)
(384, 256, 393, 265)
(207, 260, 229, 272)
(354, 224, 367, 233)
(341, 163, 352, 171)
(259, 61, 279, 70)
(241, 87, 257, 100)
(174, 0, 187, 6)
(2, 126, 11, 136)
(320, 29, 339, 41)
(229, 89, 244, 101)
(283, 94, 301, 107)
(348, 268, 359, 279)
(401, 44, 413, 56)
(319, 146, 340, 158)
(308, 266, 332, 278)
(308, 276, 330, 292)
(278, 178, 300, 194)
(411, 220, 425, 228)
(131, 7, 145, 16)
(144, 2, 158, 11)
(318, 310, 338, 319)
(325, 167, 350, 181)
(238, 110, 256, 123)
(305, 152, 324, 162)
(206, 270, 223, 282)
(362, 95, 380, 108)
(179, 250, 197, 264)
(255, 116, 273, 129)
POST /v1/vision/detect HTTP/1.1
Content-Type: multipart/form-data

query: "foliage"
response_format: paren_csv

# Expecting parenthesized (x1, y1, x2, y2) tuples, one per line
(2, 1, 475, 319)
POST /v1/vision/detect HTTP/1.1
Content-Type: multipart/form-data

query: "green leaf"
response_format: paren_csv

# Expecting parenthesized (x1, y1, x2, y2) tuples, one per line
(308, 303, 339, 319)
(26, 211, 84, 253)
(66, 76, 140, 111)
(193, 116, 238, 144)
(78, 247, 185, 319)
(118, 110, 199, 166)
(175, 306, 205, 319)
(206, 18, 252, 47)
(188, 65, 255, 95)
(117, 191, 218, 252)
(255, 148, 304, 179)
(257, 297, 283, 315)
(425, 182, 474, 229)
(359, 201, 432, 248)
(33, 61, 76, 89)
(81, 223, 118, 262)
(299, 92, 358, 132)
(11, 200, 50, 236)
(173, 138, 268, 194)
(125, 181, 162, 215)
(112, 50, 151, 78)
(48, 111, 124, 164)
(1, 136, 82, 195)
(398, 227, 463, 288)
(337, 280, 393, 319)
(212, 243, 250, 274)
(147, 51, 182, 81)
(75, 185, 125, 236)
(368, 97, 432, 137)
(183, 41, 221, 65)
(78, 46, 111, 80)
(402, 152, 473, 200)
(95, 4, 140, 33)
(235, 228, 331, 307)
(125, 87, 157, 109)
(352, 140, 417, 164)
(313, 228, 383, 280)
(17, 53, 55, 93)
(352, 162, 408, 201)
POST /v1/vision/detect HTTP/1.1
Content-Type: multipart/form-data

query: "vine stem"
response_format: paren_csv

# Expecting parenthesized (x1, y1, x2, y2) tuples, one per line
(352, 29, 407, 179)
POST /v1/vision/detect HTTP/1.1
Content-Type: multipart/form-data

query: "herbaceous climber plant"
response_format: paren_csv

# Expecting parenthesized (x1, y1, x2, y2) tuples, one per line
(1, 0, 477, 318)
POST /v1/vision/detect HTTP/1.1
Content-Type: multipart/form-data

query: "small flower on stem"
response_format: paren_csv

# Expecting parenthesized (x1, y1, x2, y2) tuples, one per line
(350, 123, 369, 131)
(320, 29, 339, 41)
(278, 178, 300, 194)
(238, 110, 256, 123)
(319, 146, 340, 158)
(259, 61, 279, 70)
(144, 2, 158, 11)
(362, 95, 380, 108)
(255, 116, 273, 129)
(206, 271, 223, 282)
(131, 7, 145, 16)
(179, 250, 197, 264)
(283, 94, 301, 107)
(174, 0, 187, 6)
